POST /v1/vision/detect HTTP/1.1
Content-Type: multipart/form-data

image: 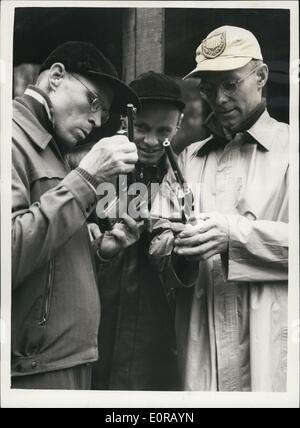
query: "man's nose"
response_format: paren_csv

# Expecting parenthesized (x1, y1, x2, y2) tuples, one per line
(89, 111, 102, 128)
(144, 133, 159, 147)
(214, 84, 229, 105)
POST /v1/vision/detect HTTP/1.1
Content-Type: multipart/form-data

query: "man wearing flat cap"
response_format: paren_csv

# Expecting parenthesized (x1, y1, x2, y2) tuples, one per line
(91, 71, 185, 391)
(150, 26, 288, 391)
(11, 41, 142, 389)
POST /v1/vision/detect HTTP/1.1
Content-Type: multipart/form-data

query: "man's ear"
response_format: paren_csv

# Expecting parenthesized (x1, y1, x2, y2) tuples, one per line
(48, 63, 66, 91)
(257, 63, 269, 90)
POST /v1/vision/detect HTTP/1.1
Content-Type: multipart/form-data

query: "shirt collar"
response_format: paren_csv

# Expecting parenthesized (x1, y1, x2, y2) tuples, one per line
(246, 110, 276, 151)
(195, 104, 274, 156)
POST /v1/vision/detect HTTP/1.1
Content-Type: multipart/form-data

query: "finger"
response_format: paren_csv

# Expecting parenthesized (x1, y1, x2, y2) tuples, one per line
(116, 141, 138, 154)
(121, 220, 140, 241)
(111, 134, 130, 144)
(109, 228, 127, 247)
(117, 151, 139, 164)
(113, 215, 140, 240)
(121, 213, 139, 232)
(93, 138, 137, 156)
(170, 222, 186, 234)
(89, 223, 102, 240)
(175, 229, 214, 247)
(114, 163, 136, 175)
(138, 201, 149, 219)
(178, 218, 214, 237)
(177, 222, 203, 238)
(174, 240, 216, 256)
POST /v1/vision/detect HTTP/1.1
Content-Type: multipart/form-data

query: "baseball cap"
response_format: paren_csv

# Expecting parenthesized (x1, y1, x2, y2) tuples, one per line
(39, 41, 141, 113)
(129, 71, 185, 111)
(184, 26, 263, 78)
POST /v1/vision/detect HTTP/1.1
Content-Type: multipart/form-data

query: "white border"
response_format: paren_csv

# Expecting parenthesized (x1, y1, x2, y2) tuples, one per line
(1, 0, 299, 408)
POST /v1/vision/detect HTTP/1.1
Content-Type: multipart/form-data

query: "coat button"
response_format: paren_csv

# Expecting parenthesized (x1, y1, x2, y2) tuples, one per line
(31, 361, 37, 369)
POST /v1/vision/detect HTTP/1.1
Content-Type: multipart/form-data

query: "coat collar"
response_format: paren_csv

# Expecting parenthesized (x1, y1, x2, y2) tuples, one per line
(13, 91, 53, 150)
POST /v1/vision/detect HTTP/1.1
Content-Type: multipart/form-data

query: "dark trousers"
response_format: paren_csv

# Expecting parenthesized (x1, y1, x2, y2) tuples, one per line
(11, 364, 92, 390)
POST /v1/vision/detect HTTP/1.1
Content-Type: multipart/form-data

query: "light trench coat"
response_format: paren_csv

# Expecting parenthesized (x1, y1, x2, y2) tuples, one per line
(150, 111, 289, 391)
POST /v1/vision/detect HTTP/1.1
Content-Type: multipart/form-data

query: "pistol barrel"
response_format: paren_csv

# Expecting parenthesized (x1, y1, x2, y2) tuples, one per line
(126, 104, 135, 142)
(162, 139, 186, 186)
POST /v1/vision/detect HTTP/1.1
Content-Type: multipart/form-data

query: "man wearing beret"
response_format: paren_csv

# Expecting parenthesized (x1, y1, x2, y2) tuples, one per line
(150, 26, 288, 391)
(91, 71, 185, 390)
(11, 41, 142, 389)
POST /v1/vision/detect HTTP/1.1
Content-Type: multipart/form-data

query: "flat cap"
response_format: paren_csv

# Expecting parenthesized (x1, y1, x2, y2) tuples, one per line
(129, 71, 185, 111)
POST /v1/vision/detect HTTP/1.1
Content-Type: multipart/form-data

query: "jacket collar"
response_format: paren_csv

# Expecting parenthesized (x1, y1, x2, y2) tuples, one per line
(13, 88, 53, 150)
(24, 85, 54, 122)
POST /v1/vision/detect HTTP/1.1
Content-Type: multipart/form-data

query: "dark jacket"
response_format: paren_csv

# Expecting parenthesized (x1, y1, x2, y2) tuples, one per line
(11, 93, 100, 376)
(92, 162, 179, 391)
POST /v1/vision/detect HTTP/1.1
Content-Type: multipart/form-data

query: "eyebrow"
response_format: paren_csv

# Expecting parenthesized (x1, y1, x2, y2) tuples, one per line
(134, 120, 149, 127)
(158, 126, 173, 132)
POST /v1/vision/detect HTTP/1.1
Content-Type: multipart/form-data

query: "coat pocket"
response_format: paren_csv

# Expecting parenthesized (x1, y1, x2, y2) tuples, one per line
(38, 258, 55, 326)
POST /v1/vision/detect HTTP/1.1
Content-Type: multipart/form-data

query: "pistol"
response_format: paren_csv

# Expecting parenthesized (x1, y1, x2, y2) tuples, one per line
(98, 104, 147, 232)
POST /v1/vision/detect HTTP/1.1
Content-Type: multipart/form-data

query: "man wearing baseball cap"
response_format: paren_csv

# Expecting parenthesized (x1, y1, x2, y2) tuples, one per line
(91, 71, 185, 390)
(151, 26, 289, 391)
(11, 41, 142, 389)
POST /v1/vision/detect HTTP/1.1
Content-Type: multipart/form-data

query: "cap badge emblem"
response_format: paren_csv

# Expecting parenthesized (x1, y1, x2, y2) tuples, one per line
(202, 32, 226, 59)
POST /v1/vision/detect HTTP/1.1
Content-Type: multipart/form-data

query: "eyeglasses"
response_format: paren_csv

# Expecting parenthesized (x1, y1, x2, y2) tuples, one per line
(70, 73, 110, 124)
(198, 65, 261, 100)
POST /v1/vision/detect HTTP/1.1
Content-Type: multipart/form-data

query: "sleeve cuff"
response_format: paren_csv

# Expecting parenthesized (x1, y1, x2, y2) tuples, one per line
(61, 169, 97, 219)
(76, 167, 99, 191)
(224, 214, 288, 282)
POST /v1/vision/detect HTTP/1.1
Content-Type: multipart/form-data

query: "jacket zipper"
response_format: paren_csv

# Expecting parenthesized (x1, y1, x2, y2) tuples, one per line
(39, 259, 54, 326)
(37, 141, 68, 327)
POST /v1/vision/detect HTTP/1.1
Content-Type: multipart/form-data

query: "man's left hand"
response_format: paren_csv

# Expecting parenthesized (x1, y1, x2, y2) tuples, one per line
(173, 212, 229, 260)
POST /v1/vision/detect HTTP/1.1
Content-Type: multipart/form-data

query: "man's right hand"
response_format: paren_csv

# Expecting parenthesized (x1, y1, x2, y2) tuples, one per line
(78, 135, 138, 183)
(98, 214, 141, 259)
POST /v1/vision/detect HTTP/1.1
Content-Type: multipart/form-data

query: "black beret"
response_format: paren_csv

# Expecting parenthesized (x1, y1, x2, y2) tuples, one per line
(39, 41, 140, 113)
(129, 71, 185, 111)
